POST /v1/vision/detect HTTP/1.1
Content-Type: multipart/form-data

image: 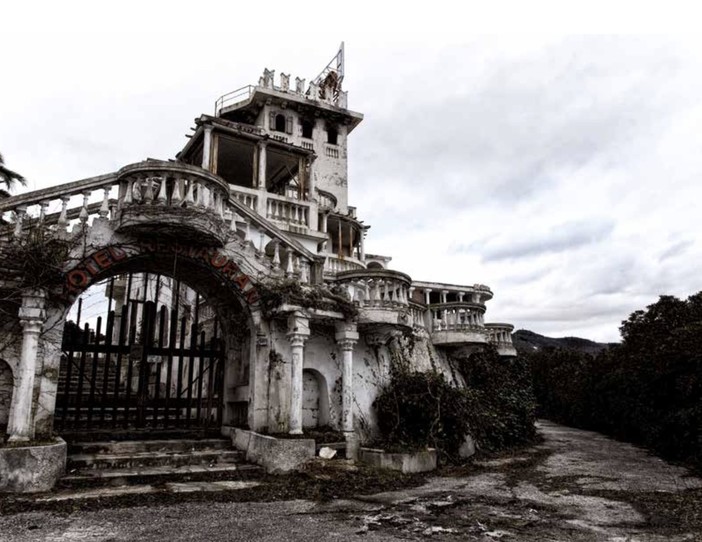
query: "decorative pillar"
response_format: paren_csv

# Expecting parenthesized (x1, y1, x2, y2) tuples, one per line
(257, 141, 268, 189)
(424, 288, 432, 305)
(359, 228, 366, 261)
(287, 313, 310, 435)
(307, 156, 316, 201)
(202, 125, 213, 171)
(336, 321, 359, 459)
(441, 290, 449, 304)
(7, 289, 47, 442)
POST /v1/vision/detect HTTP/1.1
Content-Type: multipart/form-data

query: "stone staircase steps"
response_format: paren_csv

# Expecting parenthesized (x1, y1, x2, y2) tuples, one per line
(68, 448, 244, 470)
(54, 436, 265, 497)
(68, 438, 230, 455)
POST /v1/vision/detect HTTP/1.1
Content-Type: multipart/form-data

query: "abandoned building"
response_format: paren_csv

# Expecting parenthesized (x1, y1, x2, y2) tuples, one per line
(0, 46, 516, 490)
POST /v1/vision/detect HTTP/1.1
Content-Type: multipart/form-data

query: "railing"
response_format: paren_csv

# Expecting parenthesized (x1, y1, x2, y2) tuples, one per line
(408, 302, 428, 329)
(230, 186, 258, 211)
(323, 255, 365, 275)
(316, 189, 337, 210)
(301, 140, 314, 151)
(214, 85, 255, 116)
(485, 323, 515, 346)
(266, 193, 310, 228)
(117, 161, 230, 216)
(429, 302, 486, 332)
(270, 134, 288, 144)
(336, 269, 412, 310)
(325, 145, 340, 159)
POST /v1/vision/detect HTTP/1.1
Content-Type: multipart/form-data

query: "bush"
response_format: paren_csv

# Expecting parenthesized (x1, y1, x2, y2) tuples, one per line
(373, 346, 537, 461)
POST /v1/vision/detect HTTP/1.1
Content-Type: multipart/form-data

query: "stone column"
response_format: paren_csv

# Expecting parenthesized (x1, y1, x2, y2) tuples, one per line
(257, 141, 268, 189)
(202, 125, 213, 171)
(424, 288, 432, 305)
(359, 229, 366, 261)
(287, 313, 310, 435)
(336, 322, 359, 459)
(7, 289, 47, 442)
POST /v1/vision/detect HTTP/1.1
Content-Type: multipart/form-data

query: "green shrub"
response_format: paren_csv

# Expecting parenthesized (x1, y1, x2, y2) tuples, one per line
(373, 346, 537, 461)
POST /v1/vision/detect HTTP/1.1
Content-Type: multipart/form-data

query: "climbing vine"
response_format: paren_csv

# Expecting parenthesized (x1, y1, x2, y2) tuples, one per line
(257, 278, 358, 320)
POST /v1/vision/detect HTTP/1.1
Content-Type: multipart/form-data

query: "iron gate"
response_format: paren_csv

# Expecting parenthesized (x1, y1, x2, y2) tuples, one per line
(56, 298, 224, 431)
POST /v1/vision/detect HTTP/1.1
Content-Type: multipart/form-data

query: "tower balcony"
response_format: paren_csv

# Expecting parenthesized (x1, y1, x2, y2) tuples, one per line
(428, 302, 489, 346)
(485, 323, 517, 357)
(335, 269, 417, 328)
(115, 160, 231, 246)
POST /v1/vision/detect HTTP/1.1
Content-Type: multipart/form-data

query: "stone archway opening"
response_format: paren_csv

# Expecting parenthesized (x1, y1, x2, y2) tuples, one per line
(54, 250, 255, 435)
(0, 359, 13, 434)
(302, 368, 330, 429)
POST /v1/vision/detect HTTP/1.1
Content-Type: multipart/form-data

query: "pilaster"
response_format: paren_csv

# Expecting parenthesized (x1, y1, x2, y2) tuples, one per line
(7, 289, 47, 442)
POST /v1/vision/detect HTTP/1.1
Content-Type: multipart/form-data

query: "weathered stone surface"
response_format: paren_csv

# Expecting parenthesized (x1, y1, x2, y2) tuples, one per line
(358, 447, 437, 474)
(458, 434, 476, 459)
(232, 428, 315, 474)
(318, 446, 337, 459)
(0, 438, 66, 493)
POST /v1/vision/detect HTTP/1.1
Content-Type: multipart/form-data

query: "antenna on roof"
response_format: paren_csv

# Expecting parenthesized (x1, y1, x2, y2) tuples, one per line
(312, 42, 345, 87)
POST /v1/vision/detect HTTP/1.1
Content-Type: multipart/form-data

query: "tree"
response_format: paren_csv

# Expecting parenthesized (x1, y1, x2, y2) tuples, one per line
(0, 152, 26, 198)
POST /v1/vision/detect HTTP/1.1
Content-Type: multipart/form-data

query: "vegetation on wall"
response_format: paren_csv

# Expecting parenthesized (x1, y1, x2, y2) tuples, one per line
(257, 278, 358, 320)
(528, 292, 702, 470)
(373, 346, 537, 461)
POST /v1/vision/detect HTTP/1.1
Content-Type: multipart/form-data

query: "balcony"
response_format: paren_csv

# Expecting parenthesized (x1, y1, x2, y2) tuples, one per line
(336, 269, 414, 328)
(115, 161, 231, 246)
(428, 302, 488, 346)
(485, 323, 517, 357)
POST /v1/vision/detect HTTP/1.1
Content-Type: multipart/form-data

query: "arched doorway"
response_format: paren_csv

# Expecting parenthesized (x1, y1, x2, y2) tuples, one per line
(54, 262, 253, 433)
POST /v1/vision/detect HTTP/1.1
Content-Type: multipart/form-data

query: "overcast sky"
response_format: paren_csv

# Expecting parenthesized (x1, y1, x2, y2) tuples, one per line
(2, 3, 701, 342)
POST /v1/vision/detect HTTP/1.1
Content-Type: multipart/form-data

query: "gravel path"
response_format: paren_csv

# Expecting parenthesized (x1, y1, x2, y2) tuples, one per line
(2, 421, 700, 541)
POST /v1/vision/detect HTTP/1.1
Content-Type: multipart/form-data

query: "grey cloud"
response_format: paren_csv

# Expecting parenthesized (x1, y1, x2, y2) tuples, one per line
(477, 220, 614, 262)
(658, 240, 694, 262)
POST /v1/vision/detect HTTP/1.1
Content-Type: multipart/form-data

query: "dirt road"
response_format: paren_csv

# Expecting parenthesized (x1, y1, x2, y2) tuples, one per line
(1, 421, 700, 541)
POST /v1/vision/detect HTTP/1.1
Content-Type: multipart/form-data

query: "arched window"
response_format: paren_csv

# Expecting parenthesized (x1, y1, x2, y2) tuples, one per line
(275, 114, 286, 133)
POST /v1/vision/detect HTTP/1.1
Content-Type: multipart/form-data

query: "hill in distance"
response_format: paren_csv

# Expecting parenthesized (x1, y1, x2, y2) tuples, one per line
(512, 329, 615, 356)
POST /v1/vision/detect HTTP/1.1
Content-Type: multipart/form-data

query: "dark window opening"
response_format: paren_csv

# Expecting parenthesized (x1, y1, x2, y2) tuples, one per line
(302, 119, 314, 139)
(275, 114, 286, 133)
(327, 126, 338, 145)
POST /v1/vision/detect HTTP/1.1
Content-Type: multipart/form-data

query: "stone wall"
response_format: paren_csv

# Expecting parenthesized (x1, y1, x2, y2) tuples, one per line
(0, 359, 13, 427)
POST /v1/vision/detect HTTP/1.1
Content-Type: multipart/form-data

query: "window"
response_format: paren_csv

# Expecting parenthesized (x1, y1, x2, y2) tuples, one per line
(327, 125, 338, 145)
(302, 119, 314, 139)
(275, 114, 286, 133)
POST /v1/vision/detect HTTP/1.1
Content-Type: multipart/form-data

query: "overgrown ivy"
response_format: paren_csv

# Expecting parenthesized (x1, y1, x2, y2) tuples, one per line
(4, 225, 72, 290)
(257, 278, 358, 320)
(373, 346, 537, 462)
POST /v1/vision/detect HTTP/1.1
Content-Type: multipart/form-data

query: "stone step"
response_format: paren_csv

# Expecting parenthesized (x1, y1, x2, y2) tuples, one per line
(59, 462, 263, 489)
(68, 449, 244, 470)
(29, 480, 263, 502)
(60, 428, 220, 442)
(69, 438, 230, 455)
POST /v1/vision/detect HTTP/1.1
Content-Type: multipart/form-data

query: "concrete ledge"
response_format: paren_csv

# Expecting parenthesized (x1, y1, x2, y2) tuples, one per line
(232, 429, 315, 474)
(359, 447, 437, 473)
(0, 438, 67, 493)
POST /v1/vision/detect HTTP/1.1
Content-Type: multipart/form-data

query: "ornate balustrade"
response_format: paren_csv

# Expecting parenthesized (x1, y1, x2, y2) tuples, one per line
(230, 186, 258, 211)
(315, 189, 337, 210)
(485, 323, 517, 356)
(0, 172, 120, 238)
(114, 160, 231, 245)
(429, 302, 485, 332)
(266, 193, 310, 228)
(323, 255, 365, 275)
(336, 269, 413, 327)
(426, 301, 489, 346)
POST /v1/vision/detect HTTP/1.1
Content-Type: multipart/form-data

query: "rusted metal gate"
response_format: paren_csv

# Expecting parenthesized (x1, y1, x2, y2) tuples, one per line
(56, 296, 224, 431)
